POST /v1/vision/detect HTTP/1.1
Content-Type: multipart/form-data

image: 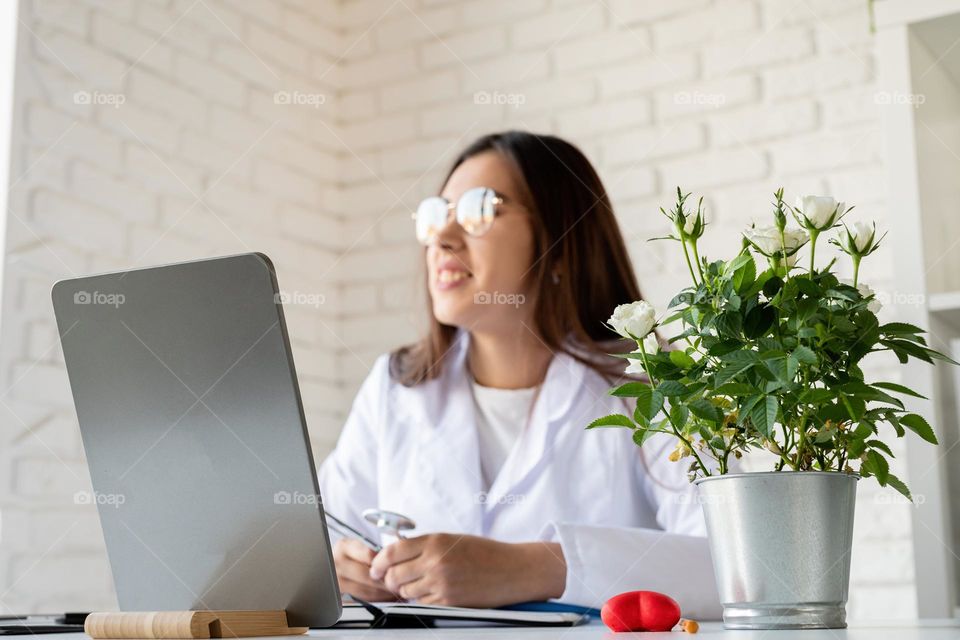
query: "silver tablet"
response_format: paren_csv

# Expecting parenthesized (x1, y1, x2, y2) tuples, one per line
(51, 253, 341, 627)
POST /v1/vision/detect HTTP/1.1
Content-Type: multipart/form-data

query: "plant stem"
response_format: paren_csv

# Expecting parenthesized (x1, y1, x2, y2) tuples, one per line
(689, 239, 706, 283)
(639, 340, 712, 475)
(852, 256, 861, 287)
(808, 229, 819, 275)
(680, 239, 698, 286)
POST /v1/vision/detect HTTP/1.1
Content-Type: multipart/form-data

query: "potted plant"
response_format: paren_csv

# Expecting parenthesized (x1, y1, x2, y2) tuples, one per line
(590, 188, 955, 630)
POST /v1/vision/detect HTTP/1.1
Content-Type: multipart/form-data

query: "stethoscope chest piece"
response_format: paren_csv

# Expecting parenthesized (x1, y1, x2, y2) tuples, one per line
(363, 508, 416, 539)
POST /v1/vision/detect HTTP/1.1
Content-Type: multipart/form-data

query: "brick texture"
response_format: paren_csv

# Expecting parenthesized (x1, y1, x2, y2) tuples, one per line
(2, 0, 912, 620)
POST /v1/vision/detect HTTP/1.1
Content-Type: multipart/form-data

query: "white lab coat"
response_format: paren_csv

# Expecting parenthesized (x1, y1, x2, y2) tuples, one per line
(318, 330, 722, 619)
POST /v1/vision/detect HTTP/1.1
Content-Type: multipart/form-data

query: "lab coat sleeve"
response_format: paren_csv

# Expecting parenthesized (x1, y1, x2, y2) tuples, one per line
(317, 354, 389, 540)
(539, 433, 723, 620)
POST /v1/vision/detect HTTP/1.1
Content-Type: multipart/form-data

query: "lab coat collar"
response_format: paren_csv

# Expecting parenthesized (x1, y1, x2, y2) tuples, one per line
(417, 330, 588, 527)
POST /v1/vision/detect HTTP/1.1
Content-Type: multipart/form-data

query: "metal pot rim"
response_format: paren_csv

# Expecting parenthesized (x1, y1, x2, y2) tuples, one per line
(693, 470, 861, 485)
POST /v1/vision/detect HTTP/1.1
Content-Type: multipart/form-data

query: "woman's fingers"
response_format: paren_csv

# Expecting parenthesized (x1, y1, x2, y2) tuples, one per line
(382, 556, 426, 592)
(337, 538, 377, 564)
(396, 576, 432, 602)
(369, 537, 425, 580)
(333, 539, 395, 599)
(339, 576, 396, 603)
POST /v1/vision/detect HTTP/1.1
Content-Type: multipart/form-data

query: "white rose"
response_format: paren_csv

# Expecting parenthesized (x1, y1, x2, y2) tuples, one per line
(841, 278, 882, 313)
(783, 228, 808, 252)
(744, 225, 781, 255)
(609, 301, 657, 340)
(795, 195, 844, 229)
(745, 226, 807, 257)
(848, 221, 875, 252)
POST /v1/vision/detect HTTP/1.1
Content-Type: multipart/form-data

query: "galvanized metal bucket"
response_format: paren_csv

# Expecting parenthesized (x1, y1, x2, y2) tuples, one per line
(694, 471, 858, 629)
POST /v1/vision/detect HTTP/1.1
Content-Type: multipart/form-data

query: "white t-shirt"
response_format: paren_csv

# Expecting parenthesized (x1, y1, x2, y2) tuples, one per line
(469, 379, 539, 489)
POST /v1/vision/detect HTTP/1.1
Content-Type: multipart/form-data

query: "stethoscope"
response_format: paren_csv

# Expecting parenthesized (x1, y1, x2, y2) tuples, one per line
(362, 508, 416, 539)
(325, 509, 416, 553)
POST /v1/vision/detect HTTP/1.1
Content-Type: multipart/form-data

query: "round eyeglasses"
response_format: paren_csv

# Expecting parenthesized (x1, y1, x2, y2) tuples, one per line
(412, 186, 503, 245)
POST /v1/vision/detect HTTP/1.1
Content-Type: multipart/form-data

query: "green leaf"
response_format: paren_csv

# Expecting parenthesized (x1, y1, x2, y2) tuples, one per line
(708, 339, 743, 357)
(732, 256, 756, 293)
(632, 427, 655, 446)
(739, 394, 763, 421)
(657, 380, 688, 396)
(587, 414, 634, 429)
(610, 382, 653, 398)
(840, 381, 904, 409)
(799, 388, 834, 404)
(713, 382, 757, 397)
(670, 403, 689, 430)
(634, 402, 650, 427)
(872, 381, 927, 400)
(885, 473, 912, 501)
(853, 421, 874, 439)
(881, 338, 935, 364)
(847, 437, 867, 457)
(887, 412, 905, 437)
(792, 345, 818, 365)
(749, 396, 778, 437)
(900, 413, 938, 444)
(715, 312, 743, 337)
(762, 276, 783, 298)
(866, 439, 895, 457)
(864, 450, 890, 485)
(743, 304, 776, 339)
(723, 254, 753, 275)
(715, 361, 755, 387)
(880, 322, 926, 335)
(793, 276, 822, 297)
(669, 350, 697, 369)
(688, 398, 724, 423)
(636, 390, 665, 422)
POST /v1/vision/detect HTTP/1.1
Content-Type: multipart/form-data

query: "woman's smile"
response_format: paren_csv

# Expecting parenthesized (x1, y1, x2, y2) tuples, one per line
(434, 259, 473, 291)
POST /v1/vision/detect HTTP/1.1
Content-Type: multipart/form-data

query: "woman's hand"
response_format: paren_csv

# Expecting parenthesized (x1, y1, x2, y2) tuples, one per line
(368, 534, 566, 608)
(333, 538, 398, 602)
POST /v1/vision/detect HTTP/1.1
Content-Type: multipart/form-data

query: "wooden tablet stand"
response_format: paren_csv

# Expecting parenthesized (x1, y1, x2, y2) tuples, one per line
(84, 610, 309, 638)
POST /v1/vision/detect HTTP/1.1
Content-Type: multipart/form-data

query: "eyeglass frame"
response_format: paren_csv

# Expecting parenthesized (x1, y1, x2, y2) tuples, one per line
(411, 186, 525, 244)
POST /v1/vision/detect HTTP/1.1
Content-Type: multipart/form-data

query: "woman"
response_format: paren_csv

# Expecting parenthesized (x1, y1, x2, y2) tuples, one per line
(318, 131, 720, 617)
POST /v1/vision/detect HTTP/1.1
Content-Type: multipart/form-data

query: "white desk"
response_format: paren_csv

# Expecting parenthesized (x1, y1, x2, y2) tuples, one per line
(55, 620, 960, 639)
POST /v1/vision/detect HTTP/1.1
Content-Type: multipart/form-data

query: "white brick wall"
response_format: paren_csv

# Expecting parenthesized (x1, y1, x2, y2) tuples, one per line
(1, 0, 344, 613)
(0, 0, 919, 620)
(330, 0, 913, 621)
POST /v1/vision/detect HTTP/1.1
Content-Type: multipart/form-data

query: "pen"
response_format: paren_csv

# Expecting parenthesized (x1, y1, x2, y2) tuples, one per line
(324, 511, 382, 552)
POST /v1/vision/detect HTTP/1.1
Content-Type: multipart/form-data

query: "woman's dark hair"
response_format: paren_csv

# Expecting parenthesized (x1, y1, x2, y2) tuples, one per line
(389, 130, 644, 386)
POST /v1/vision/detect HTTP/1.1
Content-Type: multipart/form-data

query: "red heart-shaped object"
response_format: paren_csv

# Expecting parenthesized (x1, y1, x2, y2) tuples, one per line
(601, 590, 681, 632)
